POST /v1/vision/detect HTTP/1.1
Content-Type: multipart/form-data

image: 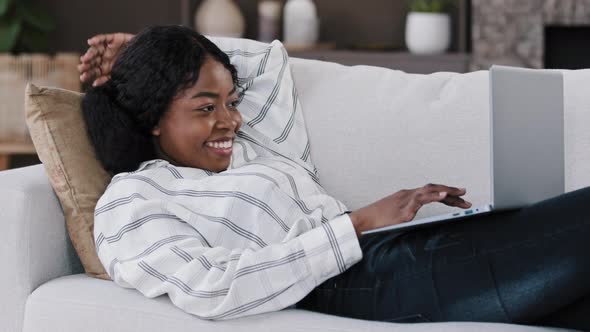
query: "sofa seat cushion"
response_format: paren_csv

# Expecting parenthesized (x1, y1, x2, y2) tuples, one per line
(23, 274, 562, 332)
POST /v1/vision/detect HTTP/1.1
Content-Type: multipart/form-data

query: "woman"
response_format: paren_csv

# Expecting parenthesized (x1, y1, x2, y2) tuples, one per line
(80, 26, 590, 329)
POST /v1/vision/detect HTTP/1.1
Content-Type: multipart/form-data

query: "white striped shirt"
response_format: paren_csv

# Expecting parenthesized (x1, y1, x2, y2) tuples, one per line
(94, 39, 363, 320)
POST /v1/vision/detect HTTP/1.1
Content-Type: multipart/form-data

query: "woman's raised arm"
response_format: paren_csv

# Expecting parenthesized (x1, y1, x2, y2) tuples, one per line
(78, 33, 135, 86)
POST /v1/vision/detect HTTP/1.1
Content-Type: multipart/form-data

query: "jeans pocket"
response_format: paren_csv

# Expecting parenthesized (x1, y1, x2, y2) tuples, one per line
(384, 313, 432, 323)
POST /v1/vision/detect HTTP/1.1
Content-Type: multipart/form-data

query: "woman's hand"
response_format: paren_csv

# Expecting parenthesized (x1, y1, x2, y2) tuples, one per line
(349, 184, 472, 237)
(77, 33, 135, 86)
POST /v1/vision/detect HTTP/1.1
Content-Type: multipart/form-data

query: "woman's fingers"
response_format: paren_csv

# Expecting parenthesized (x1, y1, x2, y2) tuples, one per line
(408, 191, 447, 211)
(93, 75, 110, 87)
(82, 67, 102, 85)
(398, 191, 446, 223)
(80, 33, 132, 85)
(87, 33, 109, 46)
(79, 67, 98, 83)
(415, 183, 472, 209)
(77, 62, 91, 73)
(78, 56, 100, 71)
(80, 48, 96, 63)
(419, 191, 448, 204)
(415, 189, 471, 208)
(79, 51, 105, 83)
(81, 44, 106, 63)
(441, 195, 472, 209)
(80, 49, 93, 63)
(79, 72, 90, 82)
(79, 52, 98, 82)
(422, 183, 466, 197)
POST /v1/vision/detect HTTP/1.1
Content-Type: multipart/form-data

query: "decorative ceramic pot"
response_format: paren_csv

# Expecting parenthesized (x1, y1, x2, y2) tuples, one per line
(283, 0, 319, 47)
(405, 12, 451, 55)
(258, 0, 282, 42)
(194, 0, 246, 38)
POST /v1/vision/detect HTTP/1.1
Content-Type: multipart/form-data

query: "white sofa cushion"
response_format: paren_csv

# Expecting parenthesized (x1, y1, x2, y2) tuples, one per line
(23, 274, 561, 332)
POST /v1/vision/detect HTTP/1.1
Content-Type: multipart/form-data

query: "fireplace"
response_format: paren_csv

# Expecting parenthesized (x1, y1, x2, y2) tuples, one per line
(472, 0, 590, 70)
(545, 25, 590, 69)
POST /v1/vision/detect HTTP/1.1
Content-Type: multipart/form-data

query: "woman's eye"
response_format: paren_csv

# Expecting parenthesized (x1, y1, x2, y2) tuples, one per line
(228, 100, 241, 109)
(197, 105, 215, 113)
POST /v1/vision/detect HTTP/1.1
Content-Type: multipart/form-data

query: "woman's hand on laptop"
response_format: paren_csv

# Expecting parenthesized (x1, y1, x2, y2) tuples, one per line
(349, 184, 471, 238)
(78, 32, 134, 86)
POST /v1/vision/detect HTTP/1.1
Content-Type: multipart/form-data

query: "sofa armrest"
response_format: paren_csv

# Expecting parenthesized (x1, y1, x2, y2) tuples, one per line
(0, 164, 82, 332)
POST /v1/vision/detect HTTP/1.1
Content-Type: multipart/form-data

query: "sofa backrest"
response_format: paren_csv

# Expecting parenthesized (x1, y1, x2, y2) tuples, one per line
(290, 58, 590, 218)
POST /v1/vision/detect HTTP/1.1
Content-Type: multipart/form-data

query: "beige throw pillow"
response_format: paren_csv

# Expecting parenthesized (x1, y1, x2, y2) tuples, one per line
(25, 83, 111, 280)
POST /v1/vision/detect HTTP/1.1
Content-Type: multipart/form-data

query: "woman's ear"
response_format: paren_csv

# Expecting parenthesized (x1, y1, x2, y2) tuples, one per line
(151, 126, 161, 136)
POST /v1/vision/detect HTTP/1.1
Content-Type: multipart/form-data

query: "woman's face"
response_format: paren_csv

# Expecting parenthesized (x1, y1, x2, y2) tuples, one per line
(152, 57, 242, 172)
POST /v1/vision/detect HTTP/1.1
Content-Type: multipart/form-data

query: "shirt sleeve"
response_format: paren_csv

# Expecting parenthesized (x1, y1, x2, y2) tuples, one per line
(95, 197, 362, 320)
(211, 37, 316, 174)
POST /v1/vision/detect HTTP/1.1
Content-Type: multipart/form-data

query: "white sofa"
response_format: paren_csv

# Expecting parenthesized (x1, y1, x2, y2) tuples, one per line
(2, 57, 588, 332)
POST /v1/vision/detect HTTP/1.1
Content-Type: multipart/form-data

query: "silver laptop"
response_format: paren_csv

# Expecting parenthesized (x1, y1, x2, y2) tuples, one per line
(363, 65, 564, 235)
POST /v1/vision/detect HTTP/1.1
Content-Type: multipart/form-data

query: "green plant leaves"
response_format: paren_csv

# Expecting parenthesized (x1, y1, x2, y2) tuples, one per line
(0, 0, 12, 17)
(19, 25, 48, 52)
(1, 1, 54, 52)
(409, 0, 449, 13)
(20, 1, 55, 31)
(0, 15, 21, 52)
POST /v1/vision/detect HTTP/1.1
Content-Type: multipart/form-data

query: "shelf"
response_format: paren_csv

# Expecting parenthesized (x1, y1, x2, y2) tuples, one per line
(287, 50, 472, 74)
(0, 140, 37, 171)
(0, 140, 36, 154)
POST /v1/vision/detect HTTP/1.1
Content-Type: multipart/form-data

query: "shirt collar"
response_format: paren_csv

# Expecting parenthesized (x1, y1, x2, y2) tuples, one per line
(136, 159, 170, 172)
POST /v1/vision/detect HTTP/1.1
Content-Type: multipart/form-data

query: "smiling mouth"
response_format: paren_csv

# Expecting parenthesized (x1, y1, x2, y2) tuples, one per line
(204, 139, 233, 156)
(205, 140, 233, 149)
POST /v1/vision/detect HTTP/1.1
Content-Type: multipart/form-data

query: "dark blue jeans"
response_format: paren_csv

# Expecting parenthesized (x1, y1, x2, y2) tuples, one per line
(296, 186, 590, 331)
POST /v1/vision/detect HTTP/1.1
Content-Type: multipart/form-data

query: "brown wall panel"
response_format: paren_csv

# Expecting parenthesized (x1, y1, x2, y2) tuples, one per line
(45, 0, 467, 53)
(45, 0, 182, 53)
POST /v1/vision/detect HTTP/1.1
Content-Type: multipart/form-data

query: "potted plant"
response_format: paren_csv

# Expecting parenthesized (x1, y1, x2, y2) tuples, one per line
(0, 0, 55, 53)
(405, 0, 452, 55)
(0, 0, 79, 142)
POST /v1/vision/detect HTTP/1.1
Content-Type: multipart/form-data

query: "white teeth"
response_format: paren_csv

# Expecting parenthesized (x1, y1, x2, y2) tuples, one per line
(206, 140, 233, 149)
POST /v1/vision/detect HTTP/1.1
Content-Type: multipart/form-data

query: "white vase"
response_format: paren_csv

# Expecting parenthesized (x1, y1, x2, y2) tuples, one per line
(194, 0, 245, 38)
(258, 0, 282, 42)
(405, 12, 451, 55)
(283, 0, 319, 47)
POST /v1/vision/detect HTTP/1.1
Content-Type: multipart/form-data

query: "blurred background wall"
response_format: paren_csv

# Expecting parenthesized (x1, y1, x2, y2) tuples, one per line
(45, 0, 183, 53)
(44, 0, 468, 53)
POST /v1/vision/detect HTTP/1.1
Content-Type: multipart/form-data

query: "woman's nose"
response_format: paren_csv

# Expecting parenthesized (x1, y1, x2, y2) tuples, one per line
(215, 106, 238, 129)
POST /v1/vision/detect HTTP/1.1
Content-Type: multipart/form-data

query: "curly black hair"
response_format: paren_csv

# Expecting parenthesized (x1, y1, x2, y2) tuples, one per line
(82, 25, 239, 175)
